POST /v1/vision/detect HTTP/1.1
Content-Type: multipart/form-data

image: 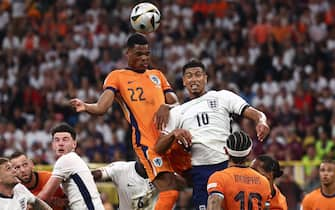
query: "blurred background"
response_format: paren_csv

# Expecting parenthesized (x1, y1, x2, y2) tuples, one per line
(0, 0, 334, 209)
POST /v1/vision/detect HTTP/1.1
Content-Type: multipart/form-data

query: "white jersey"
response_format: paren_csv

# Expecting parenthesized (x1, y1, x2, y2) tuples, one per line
(102, 161, 157, 210)
(0, 183, 35, 210)
(52, 152, 104, 210)
(163, 90, 249, 166)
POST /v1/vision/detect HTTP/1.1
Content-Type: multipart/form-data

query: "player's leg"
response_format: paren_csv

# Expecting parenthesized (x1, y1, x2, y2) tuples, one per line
(153, 172, 179, 210)
(191, 161, 228, 210)
(135, 146, 179, 210)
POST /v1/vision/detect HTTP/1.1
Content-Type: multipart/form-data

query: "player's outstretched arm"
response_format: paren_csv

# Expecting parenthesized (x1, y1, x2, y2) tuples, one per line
(38, 177, 62, 202)
(155, 128, 192, 154)
(70, 90, 115, 115)
(242, 106, 270, 141)
(207, 194, 224, 210)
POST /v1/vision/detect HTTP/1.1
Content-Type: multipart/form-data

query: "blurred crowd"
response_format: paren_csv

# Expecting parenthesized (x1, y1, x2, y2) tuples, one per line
(0, 0, 335, 207)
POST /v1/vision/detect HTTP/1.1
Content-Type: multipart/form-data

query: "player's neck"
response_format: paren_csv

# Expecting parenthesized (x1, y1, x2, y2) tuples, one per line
(0, 186, 14, 197)
(25, 172, 37, 189)
(228, 161, 247, 168)
(322, 182, 335, 196)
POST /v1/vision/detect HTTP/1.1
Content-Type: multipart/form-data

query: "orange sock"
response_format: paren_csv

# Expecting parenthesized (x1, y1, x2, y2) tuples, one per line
(154, 190, 179, 210)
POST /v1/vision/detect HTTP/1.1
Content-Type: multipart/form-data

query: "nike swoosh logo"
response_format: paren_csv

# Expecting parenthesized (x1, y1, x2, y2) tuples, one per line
(128, 81, 135, 84)
(127, 184, 134, 187)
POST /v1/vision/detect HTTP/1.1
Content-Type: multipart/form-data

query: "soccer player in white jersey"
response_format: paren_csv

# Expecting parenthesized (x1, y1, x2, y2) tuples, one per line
(38, 123, 104, 210)
(155, 60, 270, 209)
(0, 157, 52, 210)
(92, 160, 157, 210)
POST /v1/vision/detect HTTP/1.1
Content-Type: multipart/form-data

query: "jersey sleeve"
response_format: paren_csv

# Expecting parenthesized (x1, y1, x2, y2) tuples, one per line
(14, 183, 36, 202)
(103, 70, 120, 92)
(162, 106, 182, 134)
(158, 71, 173, 92)
(219, 90, 249, 115)
(207, 172, 225, 197)
(103, 162, 127, 183)
(52, 155, 75, 181)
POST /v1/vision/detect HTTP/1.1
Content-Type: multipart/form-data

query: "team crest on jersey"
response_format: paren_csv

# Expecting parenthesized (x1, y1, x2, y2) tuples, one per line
(149, 75, 161, 86)
(207, 99, 218, 109)
(153, 157, 163, 167)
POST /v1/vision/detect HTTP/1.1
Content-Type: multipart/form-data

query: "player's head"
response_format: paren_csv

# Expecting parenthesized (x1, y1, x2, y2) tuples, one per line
(225, 131, 253, 164)
(319, 159, 335, 187)
(251, 155, 283, 182)
(9, 151, 34, 184)
(126, 33, 150, 71)
(182, 59, 207, 99)
(51, 122, 77, 158)
(0, 157, 20, 187)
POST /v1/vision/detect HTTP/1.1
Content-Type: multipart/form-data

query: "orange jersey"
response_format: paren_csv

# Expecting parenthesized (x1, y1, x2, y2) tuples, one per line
(207, 166, 271, 210)
(26, 171, 65, 210)
(103, 68, 173, 148)
(301, 188, 335, 210)
(270, 185, 288, 210)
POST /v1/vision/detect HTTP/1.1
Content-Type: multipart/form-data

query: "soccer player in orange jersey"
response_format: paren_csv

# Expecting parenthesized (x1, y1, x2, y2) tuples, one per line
(70, 33, 185, 210)
(9, 151, 67, 210)
(207, 131, 271, 210)
(301, 159, 335, 210)
(251, 155, 288, 210)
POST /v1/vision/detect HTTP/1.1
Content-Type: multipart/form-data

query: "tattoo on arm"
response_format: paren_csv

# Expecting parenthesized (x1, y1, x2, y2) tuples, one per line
(207, 194, 223, 210)
(32, 198, 53, 210)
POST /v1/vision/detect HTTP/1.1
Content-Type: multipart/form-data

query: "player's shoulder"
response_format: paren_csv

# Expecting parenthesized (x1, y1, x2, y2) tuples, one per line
(304, 188, 321, 198)
(36, 170, 52, 180)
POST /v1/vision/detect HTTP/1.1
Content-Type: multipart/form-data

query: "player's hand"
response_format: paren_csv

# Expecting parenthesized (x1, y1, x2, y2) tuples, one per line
(154, 104, 170, 130)
(69, 98, 86, 112)
(173, 129, 192, 150)
(256, 121, 270, 142)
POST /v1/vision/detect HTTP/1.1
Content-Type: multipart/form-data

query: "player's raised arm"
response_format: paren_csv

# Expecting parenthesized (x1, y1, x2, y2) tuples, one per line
(70, 89, 115, 115)
(37, 177, 62, 202)
(242, 106, 270, 141)
(154, 87, 179, 130)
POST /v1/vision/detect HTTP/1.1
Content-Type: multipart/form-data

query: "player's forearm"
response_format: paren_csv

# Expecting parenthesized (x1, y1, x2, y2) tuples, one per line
(155, 133, 175, 154)
(207, 194, 223, 210)
(243, 107, 267, 124)
(84, 103, 108, 115)
(32, 198, 53, 210)
(91, 169, 103, 181)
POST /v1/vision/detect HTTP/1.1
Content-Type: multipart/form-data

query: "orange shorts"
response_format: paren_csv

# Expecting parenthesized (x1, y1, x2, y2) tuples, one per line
(134, 142, 192, 181)
(134, 145, 174, 181)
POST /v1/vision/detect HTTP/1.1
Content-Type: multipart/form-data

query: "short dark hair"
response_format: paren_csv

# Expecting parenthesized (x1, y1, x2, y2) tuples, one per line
(256, 155, 283, 178)
(127, 33, 148, 48)
(182, 59, 205, 75)
(226, 131, 252, 164)
(321, 158, 335, 165)
(0, 157, 9, 166)
(51, 122, 76, 140)
(9, 151, 26, 160)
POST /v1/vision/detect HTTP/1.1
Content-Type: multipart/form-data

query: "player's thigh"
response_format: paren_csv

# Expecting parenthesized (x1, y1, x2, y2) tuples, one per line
(134, 146, 174, 181)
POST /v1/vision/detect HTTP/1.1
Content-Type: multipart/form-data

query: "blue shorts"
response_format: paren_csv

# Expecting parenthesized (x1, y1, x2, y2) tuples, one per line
(190, 161, 228, 210)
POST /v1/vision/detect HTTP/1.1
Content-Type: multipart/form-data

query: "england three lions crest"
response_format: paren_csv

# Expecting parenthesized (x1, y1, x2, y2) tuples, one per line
(149, 75, 161, 87)
(207, 98, 218, 109)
